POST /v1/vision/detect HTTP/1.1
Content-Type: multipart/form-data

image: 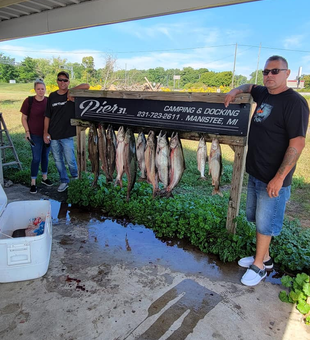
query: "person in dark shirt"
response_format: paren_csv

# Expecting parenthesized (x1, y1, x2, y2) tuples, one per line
(44, 71, 89, 192)
(21, 78, 52, 194)
(224, 55, 309, 286)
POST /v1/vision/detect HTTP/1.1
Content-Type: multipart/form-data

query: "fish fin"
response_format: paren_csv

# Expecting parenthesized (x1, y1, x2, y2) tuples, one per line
(212, 188, 223, 197)
(114, 179, 123, 188)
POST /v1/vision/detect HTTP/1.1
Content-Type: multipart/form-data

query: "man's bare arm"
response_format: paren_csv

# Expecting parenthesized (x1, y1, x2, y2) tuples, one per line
(267, 136, 305, 197)
(224, 84, 254, 107)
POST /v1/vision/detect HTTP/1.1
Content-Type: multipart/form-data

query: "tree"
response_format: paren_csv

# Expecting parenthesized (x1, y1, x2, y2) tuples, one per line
(249, 69, 264, 85)
(18, 57, 38, 83)
(234, 75, 248, 87)
(200, 71, 216, 86)
(82, 56, 96, 83)
(146, 67, 166, 85)
(69, 62, 86, 81)
(180, 67, 200, 87)
(35, 58, 53, 80)
(97, 55, 117, 89)
(301, 74, 310, 89)
(0, 53, 18, 82)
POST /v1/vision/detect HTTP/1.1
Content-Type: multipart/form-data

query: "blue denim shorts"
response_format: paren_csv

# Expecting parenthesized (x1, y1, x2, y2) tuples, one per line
(246, 175, 291, 236)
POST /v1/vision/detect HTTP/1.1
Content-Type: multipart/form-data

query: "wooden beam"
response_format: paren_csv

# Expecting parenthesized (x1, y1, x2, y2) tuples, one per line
(226, 144, 247, 233)
(76, 126, 87, 176)
(70, 89, 252, 105)
(71, 119, 247, 146)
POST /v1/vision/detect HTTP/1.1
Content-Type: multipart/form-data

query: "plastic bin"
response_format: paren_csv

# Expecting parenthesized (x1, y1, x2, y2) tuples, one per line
(0, 185, 52, 283)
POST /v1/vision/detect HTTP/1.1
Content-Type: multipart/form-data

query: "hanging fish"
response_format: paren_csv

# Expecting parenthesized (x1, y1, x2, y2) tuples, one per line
(88, 123, 99, 187)
(106, 125, 117, 183)
(209, 138, 223, 197)
(136, 132, 147, 181)
(115, 126, 126, 188)
(197, 136, 207, 180)
(98, 123, 107, 174)
(144, 130, 158, 197)
(155, 130, 169, 188)
(123, 128, 137, 202)
(159, 132, 185, 198)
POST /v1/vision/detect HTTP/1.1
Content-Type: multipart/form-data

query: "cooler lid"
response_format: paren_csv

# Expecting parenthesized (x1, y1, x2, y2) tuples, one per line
(0, 184, 8, 217)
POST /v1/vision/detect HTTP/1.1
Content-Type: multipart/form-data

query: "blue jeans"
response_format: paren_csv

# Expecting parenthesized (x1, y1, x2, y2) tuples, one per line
(30, 134, 50, 179)
(50, 137, 78, 183)
(246, 175, 291, 236)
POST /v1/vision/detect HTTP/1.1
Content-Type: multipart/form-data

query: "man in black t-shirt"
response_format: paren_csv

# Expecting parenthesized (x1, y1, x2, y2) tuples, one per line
(224, 56, 309, 286)
(44, 71, 89, 192)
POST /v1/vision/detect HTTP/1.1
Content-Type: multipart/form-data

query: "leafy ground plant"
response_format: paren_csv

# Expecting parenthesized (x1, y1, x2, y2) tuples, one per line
(67, 173, 310, 272)
(279, 273, 310, 325)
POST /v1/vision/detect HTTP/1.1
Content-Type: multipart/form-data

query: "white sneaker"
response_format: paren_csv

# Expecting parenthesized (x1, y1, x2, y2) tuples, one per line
(58, 183, 68, 192)
(238, 256, 274, 269)
(241, 264, 267, 286)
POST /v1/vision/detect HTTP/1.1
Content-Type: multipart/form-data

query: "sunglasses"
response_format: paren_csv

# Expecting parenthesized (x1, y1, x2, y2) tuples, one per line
(262, 68, 287, 76)
(57, 78, 69, 82)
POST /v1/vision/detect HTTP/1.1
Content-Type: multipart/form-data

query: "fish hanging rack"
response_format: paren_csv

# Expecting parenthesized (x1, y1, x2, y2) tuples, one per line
(70, 90, 254, 234)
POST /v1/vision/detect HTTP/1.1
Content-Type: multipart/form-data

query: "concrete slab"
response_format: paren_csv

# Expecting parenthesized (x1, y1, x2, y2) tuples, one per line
(0, 183, 309, 340)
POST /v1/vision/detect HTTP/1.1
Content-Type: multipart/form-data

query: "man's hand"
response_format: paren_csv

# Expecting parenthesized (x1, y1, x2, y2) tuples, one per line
(43, 133, 51, 144)
(224, 88, 241, 107)
(67, 91, 74, 102)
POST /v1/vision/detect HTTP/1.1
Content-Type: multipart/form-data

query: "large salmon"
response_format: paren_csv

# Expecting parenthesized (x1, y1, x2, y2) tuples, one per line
(209, 138, 223, 196)
(123, 128, 137, 202)
(144, 130, 158, 196)
(197, 136, 207, 180)
(98, 123, 107, 174)
(106, 125, 117, 183)
(136, 132, 147, 181)
(155, 130, 169, 188)
(88, 123, 99, 187)
(115, 126, 126, 188)
(159, 132, 185, 197)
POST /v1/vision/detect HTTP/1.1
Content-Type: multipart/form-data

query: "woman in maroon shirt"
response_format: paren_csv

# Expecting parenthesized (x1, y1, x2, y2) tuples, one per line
(20, 79, 52, 194)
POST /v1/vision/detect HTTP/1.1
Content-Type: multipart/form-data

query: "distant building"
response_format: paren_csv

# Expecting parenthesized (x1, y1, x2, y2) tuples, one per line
(287, 79, 305, 89)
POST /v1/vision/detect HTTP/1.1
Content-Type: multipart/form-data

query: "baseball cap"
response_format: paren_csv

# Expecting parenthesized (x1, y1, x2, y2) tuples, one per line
(57, 71, 69, 79)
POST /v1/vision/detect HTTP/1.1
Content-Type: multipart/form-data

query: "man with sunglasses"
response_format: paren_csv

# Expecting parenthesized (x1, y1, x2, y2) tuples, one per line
(224, 55, 309, 286)
(44, 71, 89, 192)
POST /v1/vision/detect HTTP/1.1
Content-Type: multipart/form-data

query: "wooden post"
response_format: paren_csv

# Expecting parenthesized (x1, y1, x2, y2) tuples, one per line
(76, 126, 86, 178)
(226, 144, 247, 233)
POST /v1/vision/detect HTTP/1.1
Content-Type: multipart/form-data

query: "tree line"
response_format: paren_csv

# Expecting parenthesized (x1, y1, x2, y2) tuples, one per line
(2, 52, 306, 90)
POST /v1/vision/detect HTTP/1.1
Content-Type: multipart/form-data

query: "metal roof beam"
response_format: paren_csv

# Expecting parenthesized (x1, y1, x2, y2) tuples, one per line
(0, 0, 261, 42)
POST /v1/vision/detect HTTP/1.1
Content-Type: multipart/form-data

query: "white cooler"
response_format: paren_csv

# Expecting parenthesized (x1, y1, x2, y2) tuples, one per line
(0, 185, 52, 283)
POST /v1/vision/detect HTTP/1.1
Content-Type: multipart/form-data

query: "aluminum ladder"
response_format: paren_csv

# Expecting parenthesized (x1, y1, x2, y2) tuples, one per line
(0, 112, 22, 185)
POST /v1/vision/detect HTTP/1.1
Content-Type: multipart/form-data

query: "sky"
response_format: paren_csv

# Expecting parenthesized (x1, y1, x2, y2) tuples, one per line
(0, 0, 310, 80)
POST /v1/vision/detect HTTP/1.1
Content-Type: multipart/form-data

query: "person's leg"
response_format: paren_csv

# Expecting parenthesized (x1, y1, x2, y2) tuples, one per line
(246, 176, 272, 263)
(61, 137, 78, 179)
(30, 134, 43, 185)
(241, 179, 291, 286)
(41, 142, 51, 180)
(253, 233, 272, 269)
(50, 139, 69, 183)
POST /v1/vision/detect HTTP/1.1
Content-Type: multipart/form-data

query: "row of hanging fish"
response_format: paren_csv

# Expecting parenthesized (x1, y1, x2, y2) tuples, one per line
(140, 130, 186, 198)
(197, 136, 223, 196)
(87, 124, 186, 201)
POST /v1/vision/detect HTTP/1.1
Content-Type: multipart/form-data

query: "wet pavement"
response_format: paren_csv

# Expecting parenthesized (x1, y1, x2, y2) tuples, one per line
(0, 183, 309, 340)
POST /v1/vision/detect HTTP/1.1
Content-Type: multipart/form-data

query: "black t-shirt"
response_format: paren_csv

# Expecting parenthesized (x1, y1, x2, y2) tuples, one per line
(246, 86, 309, 187)
(45, 91, 76, 140)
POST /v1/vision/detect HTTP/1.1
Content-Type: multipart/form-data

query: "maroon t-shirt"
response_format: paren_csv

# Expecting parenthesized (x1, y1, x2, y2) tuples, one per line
(20, 96, 48, 136)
